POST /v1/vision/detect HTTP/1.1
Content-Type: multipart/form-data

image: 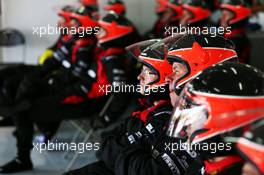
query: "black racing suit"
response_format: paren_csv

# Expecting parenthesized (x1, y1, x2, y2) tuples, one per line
(65, 93, 243, 175)
(65, 98, 174, 175)
(0, 35, 72, 135)
(11, 44, 129, 161)
(0, 35, 65, 116)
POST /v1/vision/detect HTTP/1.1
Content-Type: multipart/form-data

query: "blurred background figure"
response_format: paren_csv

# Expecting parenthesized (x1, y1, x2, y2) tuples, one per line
(104, 0, 126, 15)
(180, 0, 212, 27)
(145, 0, 184, 39)
(220, 0, 252, 63)
(144, 0, 169, 38)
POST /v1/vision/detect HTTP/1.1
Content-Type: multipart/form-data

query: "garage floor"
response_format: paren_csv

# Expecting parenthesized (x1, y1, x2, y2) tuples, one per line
(0, 123, 99, 175)
(0, 127, 65, 175)
(0, 99, 136, 175)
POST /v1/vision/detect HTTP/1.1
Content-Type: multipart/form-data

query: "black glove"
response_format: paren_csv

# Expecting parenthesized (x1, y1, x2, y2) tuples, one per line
(126, 123, 156, 145)
(126, 114, 169, 146)
(152, 135, 204, 175)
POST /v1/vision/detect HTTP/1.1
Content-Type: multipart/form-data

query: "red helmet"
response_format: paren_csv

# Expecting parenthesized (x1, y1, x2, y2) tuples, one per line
(166, 0, 183, 21)
(70, 6, 99, 29)
(104, 0, 126, 15)
(166, 63, 264, 145)
(58, 5, 76, 25)
(220, 0, 252, 25)
(165, 34, 237, 94)
(156, 0, 169, 14)
(79, 0, 99, 19)
(80, 0, 97, 6)
(236, 120, 264, 175)
(182, 0, 211, 25)
(126, 39, 172, 88)
(98, 12, 136, 48)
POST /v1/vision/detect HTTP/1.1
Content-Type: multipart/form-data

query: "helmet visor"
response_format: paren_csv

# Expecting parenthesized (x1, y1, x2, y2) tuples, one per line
(166, 91, 208, 141)
(126, 39, 164, 61)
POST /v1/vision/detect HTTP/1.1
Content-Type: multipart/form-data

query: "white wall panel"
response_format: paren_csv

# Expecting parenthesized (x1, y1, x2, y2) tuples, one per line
(0, 0, 157, 64)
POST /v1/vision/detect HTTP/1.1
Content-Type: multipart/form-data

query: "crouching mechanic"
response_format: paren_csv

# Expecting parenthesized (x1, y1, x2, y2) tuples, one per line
(0, 11, 138, 173)
(220, 0, 252, 63)
(163, 62, 264, 174)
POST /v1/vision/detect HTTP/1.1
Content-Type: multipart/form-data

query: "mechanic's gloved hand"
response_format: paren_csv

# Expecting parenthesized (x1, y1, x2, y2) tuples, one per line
(125, 123, 155, 145)
(153, 135, 203, 175)
(126, 120, 164, 146)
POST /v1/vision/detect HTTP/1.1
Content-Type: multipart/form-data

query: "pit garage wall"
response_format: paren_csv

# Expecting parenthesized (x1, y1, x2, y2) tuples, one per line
(0, 0, 156, 64)
(0, 0, 263, 70)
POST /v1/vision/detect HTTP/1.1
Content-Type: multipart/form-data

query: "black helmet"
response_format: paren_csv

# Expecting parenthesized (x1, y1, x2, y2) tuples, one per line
(97, 12, 139, 48)
(166, 63, 264, 157)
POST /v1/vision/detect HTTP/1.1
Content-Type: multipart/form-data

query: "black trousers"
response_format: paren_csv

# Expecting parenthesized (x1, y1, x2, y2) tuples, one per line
(0, 64, 63, 137)
(0, 64, 37, 116)
(12, 93, 108, 154)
